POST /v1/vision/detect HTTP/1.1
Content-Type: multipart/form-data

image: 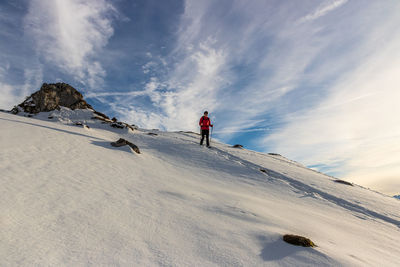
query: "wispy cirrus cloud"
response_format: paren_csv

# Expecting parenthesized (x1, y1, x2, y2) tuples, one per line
(114, 39, 228, 131)
(131, 0, 348, 135)
(115, 1, 307, 131)
(0, 60, 43, 109)
(263, 6, 400, 194)
(0, 0, 118, 109)
(299, 0, 348, 23)
(24, 0, 117, 88)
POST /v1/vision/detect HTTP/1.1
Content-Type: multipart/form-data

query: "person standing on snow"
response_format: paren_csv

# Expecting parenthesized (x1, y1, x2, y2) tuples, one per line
(199, 111, 213, 147)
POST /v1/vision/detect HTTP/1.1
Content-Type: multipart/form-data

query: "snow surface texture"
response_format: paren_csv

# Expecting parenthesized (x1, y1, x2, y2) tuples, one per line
(1, 109, 400, 266)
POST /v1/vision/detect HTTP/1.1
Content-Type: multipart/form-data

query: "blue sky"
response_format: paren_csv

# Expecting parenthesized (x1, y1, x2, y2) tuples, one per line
(1, 0, 400, 194)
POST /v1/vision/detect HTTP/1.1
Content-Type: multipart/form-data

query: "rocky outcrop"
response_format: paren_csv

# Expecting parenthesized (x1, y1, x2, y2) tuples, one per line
(111, 138, 140, 154)
(12, 83, 92, 114)
(10, 82, 137, 132)
(283, 234, 316, 247)
(93, 110, 110, 120)
(110, 122, 125, 129)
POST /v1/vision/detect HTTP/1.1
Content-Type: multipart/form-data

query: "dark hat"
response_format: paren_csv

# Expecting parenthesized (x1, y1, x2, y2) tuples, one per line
(204, 111, 208, 114)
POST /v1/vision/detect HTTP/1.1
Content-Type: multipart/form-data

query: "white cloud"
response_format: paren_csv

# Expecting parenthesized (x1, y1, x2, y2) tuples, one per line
(0, 63, 43, 109)
(142, 61, 157, 74)
(0, 83, 18, 109)
(161, 42, 227, 130)
(112, 0, 352, 133)
(299, 0, 348, 23)
(108, 101, 165, 130)
(116, 36, 228, 131)
(24, 0, 116, 88)
(263, 19, 400, 193)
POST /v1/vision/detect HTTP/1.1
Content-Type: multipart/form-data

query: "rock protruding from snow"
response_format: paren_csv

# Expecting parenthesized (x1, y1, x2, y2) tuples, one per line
(334, 179, 353, 186)
(268, 153, 282, 156)
(232, 144, 243, 148)
(394, 195, 400, 200)
(111, 138, 141, 154)
(283, 234, 316, 247)
(12, 83, 92, 114)
(74, 122, 90, 129)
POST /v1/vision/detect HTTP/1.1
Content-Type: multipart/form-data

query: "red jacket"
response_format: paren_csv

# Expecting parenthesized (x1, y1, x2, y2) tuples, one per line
(199, 116, 212, 130)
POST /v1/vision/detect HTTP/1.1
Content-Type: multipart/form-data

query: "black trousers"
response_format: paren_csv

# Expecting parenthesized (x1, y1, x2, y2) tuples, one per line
(200, 129, 210, 146)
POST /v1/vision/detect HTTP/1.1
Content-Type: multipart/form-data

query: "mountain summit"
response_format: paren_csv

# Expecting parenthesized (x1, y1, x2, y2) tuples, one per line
(11, 83, 93, 114)
(7, 82, 138, 131)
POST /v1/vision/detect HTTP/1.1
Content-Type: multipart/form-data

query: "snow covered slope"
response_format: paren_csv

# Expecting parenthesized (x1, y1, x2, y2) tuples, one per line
(1, 110, 400, 266)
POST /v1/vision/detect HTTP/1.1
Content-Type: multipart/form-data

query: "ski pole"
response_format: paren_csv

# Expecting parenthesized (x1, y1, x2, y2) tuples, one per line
(210, 125, 213, 145)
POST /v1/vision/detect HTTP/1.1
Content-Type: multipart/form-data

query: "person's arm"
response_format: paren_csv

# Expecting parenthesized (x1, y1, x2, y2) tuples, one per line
(199, 117, 203, 126)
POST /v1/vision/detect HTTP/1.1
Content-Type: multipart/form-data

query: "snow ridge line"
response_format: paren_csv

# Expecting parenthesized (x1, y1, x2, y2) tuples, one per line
(208, 146, 400, 229)
(263, 169, 400, 228)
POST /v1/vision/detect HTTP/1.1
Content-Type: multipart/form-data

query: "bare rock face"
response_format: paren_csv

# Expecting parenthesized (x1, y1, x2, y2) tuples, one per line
(283, 234, 316, 247)
(12, 83, 92, 114)
(111, 138, 141, 154)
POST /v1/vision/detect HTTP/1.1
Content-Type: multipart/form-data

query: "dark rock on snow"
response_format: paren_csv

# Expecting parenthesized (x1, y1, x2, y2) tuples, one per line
(232, 144, 243, 148)
(124, 124, 135, 131)
(109, 122, 135, 131)
(283, 234, 316, 247)
(268, 153, 281, 156)
(147, 133, 158, 136)
(93, 110, 110, 120)
(334, 179, 353, 186)
(110, 122, 125, 129)
(74, 122, 90, 129)
(11, 83, 92, 114)
(111, 138, 140, 154)
(92, 116, 112, 123)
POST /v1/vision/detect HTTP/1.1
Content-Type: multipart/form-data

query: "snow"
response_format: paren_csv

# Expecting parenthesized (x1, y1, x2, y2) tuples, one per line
(1, 110, 400, 266)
